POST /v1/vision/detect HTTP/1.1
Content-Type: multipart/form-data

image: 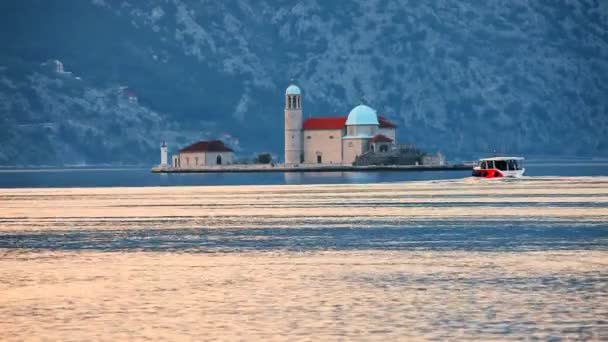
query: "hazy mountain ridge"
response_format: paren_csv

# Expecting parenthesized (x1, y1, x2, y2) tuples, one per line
(1, 0, 607, 165)
(0, 62, 214, 165)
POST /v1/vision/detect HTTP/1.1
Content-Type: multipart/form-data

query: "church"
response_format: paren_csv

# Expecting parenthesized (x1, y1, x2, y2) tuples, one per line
(284, 83, 398, 165)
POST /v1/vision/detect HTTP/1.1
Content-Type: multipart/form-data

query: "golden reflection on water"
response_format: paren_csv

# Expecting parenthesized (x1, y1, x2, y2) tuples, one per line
(1, 177, 607, 231)
(1, 251, 607, 341)
(1, 177, 608, 340)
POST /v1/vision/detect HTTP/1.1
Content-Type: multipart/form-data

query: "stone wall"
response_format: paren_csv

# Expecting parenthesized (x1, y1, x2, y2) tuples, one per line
(303, 129, 343, 164)
(342, 138, 368, 165)
(178, 151, 234, 167)
(354, 145, 423, 166)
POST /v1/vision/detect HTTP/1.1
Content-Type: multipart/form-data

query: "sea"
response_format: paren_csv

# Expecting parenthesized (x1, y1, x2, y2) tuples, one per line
(1, 160, 607, 340)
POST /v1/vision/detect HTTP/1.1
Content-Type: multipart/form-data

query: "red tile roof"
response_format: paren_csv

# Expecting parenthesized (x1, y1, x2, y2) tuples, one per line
(302, 116, 347, 130)
(370, 134, 394, 143)
(180, 140, 233, 153)
(378, 116, 397, 128)
(302, 116, 396, 129)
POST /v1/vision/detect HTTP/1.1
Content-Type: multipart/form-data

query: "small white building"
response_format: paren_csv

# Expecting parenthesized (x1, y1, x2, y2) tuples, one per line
(172, 140, 234, 168)
(160, 141, 168, 167)
(53, 59, 64, 73)
(123, 89, 138, 103)
(422, 152, 446, 166)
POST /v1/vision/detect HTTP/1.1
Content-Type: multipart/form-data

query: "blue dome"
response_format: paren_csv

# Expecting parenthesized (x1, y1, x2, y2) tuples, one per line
(346, 104, 379, 125)
(285, 84, 301, 95)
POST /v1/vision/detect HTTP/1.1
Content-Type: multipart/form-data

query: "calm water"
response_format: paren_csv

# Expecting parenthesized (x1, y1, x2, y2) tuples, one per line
(1, 169, 608, 339)
(1, 160, 607, 188)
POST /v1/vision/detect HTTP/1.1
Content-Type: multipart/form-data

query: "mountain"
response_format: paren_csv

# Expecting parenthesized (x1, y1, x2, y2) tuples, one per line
(1, 0, 607, 166)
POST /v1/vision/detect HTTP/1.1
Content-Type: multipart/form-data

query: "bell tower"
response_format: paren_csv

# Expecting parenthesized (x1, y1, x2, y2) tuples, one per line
(284, 83, 303, 165)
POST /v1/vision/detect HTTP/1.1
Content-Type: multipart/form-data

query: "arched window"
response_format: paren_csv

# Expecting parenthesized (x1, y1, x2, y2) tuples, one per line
(380, 145, 388, 152)
(216, 155, 222, 165)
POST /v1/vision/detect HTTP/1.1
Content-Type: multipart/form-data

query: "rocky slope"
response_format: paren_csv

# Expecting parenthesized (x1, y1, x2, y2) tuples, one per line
(1, 0, 607, 165)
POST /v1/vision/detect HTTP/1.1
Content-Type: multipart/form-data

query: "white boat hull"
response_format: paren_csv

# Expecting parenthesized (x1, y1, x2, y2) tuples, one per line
(472, 167, 525, 178)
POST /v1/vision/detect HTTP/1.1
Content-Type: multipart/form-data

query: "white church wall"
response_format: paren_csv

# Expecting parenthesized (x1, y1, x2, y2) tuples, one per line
(303, 129, 343, 164)
(342, 138, 368, 165)
(347, 125, 377, 138)
(178, 151, 234, 167)
(179, 152, 206, 168)
(204, 152, 233, 165)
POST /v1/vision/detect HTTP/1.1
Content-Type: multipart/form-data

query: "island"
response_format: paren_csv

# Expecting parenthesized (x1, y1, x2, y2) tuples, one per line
(152, 83, 473, 174)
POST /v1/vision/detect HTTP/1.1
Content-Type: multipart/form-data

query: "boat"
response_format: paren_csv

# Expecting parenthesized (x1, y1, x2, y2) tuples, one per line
(472, 156, 525, 178)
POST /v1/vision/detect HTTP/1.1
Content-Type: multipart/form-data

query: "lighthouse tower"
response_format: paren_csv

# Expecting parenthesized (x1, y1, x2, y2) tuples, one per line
(284, 83, 303, 165)
(160, 141, 168, 167)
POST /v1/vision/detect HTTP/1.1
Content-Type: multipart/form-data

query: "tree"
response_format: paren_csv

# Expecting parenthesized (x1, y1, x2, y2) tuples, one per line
(254, 153, 272, 164)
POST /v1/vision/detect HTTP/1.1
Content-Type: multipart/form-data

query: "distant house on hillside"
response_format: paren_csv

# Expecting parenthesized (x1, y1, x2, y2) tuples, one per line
(123, 89, 138, 103)
(53, 60, 65, 73)
(45, 59, 72, 75)
(172, 140, 234, 168)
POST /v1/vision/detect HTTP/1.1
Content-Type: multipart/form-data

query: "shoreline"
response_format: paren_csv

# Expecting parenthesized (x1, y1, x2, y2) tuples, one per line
(151, 163, 474, 173)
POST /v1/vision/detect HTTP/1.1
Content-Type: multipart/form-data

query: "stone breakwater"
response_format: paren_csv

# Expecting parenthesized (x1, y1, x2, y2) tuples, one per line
(151, 163, 473, 173)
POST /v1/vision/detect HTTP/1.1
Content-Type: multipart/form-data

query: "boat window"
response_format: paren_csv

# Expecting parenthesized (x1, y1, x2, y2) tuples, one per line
(495, 160, 508, 171)
(508, 160, 520, 170)
(481, 161, 487, 169)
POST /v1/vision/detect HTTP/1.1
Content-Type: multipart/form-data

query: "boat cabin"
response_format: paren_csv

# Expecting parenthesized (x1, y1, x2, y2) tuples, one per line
(478, 157, 524, 171)
(473, 157, 525, 178)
